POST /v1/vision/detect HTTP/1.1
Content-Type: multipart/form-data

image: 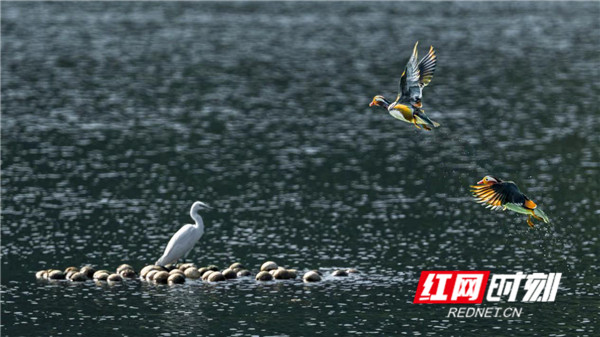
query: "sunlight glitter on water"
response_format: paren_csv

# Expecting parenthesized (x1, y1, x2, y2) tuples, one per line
(2, 1, 599, 336)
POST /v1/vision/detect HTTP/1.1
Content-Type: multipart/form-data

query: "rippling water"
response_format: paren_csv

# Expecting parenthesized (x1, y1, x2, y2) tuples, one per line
(1, 2, 599, 336)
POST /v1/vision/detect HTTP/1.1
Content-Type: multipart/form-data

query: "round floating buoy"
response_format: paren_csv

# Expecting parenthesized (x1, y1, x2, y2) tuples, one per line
(201, 271, 214, 281)
(153, 271, 169, 284)
(208, 272, 226, 282)
(273, 269, 295, 280)
(260, 261, 278, 272)
(36, 270, 48, 280)
(140, 265, 162, 278)
(184, 267, 201, 279)
(229, 262, 245, 270)
(80, 266, 96, 279)
(303, 271, 322, 283)
(168, 273, 185, 284)
(169, 269, 184, 276)
(206, 265, 219, 272)
(332, 270, 348, 277)
(346, 268, 359, 274)
(287, 269, 298, 279)
(178, 263, 196, 272)
(119, 269, 137, 279)
(255, 271, 273, 281)
(48, 270, 65, 280)
(222, 268, 237, 279)
(237, 269, 252, 277)
(93, 271, 110, 281)
(70, 272, 87, 282)
(116, 264, 134, 274)
(107, 273, 122, 283)
(64, 267, 78, 274)
(66, 270, 78, 280)
(146, 270, 160, 281)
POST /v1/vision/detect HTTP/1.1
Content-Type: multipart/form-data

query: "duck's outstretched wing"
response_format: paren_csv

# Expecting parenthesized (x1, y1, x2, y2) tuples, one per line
(396, 42, 420, 103)
(418, 45, 436, 88)
(470, 182, 527, 211)
(471, 183, 508, 210)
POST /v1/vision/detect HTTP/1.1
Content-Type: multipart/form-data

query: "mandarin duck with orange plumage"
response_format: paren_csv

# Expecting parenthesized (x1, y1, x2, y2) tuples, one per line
(369, 41, 440, 131)
(470, 176, 550, 228)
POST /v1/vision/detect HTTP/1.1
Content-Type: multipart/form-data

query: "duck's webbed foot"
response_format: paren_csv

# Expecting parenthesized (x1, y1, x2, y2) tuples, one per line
(526, 215, 535, 228)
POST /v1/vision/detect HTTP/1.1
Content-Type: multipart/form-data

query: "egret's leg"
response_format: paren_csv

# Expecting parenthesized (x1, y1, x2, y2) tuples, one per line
(182, 250, 191, 264)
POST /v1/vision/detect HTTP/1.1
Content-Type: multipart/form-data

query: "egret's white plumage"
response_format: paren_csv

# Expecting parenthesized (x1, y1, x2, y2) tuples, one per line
(155, 201, 211, 266)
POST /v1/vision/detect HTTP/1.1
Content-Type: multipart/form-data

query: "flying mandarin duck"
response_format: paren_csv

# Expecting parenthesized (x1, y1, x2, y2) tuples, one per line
(369, 41, 440, 131)
(470, 176, 550, 228)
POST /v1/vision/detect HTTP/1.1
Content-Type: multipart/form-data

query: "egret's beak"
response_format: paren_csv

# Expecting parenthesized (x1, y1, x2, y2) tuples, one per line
(369, 101, 375, 107)
(477, 179, 485, 185)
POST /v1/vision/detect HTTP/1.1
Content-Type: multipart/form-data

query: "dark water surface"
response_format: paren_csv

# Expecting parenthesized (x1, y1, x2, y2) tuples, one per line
(2, 2, 599, 336)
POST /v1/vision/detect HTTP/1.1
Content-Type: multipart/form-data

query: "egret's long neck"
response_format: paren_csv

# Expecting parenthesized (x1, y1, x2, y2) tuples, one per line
(190, 211, 205, 232)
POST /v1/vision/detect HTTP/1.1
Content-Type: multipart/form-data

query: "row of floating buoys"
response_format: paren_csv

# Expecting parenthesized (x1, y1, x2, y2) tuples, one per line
(255, 261, 297, 281)
(36, 261, 359, 285)
(35, 264, 137, 284)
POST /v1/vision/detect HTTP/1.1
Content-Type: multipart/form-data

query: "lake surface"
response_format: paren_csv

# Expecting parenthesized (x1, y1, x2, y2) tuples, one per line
(1, 2, 599, 336)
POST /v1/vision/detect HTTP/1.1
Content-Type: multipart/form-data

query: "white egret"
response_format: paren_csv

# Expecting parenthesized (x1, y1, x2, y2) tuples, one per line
(155, 201, 211, 266)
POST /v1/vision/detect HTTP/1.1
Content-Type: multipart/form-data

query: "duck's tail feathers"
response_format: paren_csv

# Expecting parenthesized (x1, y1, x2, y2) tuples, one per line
(414, 110, 440, 128)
